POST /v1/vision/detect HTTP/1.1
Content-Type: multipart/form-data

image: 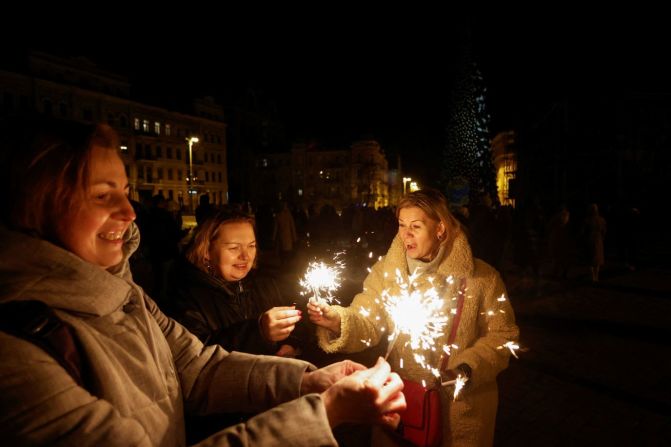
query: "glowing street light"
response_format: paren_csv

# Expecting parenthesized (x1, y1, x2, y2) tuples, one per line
(403, 177, 412, 195)
(410, 181, 419, 192)
(186, 136, 199, 213)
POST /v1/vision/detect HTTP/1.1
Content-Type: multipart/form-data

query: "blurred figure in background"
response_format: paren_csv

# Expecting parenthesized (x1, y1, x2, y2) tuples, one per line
(583, 203, 607, 282)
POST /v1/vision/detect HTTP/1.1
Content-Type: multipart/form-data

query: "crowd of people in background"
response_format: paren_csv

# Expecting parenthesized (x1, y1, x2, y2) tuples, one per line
(131, 190, 641, 310)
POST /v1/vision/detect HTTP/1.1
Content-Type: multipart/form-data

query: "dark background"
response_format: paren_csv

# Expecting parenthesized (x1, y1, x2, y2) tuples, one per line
(4, 14, 669, 183)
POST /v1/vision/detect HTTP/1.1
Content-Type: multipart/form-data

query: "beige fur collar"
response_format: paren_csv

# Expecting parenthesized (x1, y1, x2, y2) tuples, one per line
(383, 231, 474, 280)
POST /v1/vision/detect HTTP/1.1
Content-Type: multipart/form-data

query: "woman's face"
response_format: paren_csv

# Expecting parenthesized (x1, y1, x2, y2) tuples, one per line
(398, 206, 445, 262)
(57, 145, 136, 268)
(209, 221, 257, 281)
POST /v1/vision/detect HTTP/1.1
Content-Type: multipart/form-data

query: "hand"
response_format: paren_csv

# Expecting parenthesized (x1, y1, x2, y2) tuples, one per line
(307, 298, 341, 334)
(260, 306, 302, 342)
(321, 357, 406, 428)
(275, 344, 300, 358)
(301, 359, 366, 395)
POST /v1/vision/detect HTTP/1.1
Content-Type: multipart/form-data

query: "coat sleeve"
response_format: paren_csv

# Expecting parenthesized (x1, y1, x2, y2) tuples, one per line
(147, 295, 339, 446)
(210, 317, 276, 354)
(0, 332, 152, 447)
(315, 258, 389, 353)
(450, 265, 520, 386)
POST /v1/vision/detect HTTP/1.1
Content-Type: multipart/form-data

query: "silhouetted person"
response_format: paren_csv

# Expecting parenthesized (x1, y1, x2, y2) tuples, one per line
(582, 203, 607, 282)
(147, 194, 182, 307)
(273, 201, 297, 264)
(195, 193, 213, 225)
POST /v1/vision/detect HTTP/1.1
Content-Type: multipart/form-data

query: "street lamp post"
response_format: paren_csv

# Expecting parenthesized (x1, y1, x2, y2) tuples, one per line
(403, 177, 412, 196)
(186, 136, 199, 213)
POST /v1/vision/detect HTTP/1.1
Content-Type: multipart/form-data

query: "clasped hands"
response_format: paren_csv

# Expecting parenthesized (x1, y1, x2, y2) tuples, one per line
(302, 357, 406, 430)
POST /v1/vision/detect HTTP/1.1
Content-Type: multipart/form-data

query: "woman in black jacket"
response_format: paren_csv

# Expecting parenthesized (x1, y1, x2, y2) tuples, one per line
(171, 207, 303, 357)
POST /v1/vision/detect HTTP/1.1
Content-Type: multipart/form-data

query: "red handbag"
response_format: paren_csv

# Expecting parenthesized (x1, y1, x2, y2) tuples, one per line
(400, 378, 442, 447)
(398, 278, 466, 447)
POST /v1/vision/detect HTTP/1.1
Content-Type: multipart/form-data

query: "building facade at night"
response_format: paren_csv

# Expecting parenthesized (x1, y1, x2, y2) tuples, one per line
(491, 130, 518, 207)
(252, 139, 391, 211)
(0, 52, 228, 211)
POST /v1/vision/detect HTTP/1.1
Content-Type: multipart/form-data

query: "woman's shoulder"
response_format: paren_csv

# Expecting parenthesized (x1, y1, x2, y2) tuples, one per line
(471, 258, 503, 282)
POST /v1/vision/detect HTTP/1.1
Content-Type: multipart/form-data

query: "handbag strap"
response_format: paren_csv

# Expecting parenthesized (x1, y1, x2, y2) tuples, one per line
(439, 277, 466, 373)
(0, 300, 86, 388)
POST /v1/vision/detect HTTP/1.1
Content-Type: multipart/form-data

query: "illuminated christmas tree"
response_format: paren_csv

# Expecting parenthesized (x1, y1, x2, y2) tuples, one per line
(443, 59, 496, 204)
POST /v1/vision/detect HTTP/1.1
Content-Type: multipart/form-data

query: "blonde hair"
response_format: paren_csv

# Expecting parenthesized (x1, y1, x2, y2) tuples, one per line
(397, 188, 463, 249)
(1, 118, 119, 242)
(186, 207, 256, 274)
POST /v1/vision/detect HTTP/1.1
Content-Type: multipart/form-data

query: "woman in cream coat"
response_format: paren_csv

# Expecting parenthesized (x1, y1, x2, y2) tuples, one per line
(309, 189, 519, 447)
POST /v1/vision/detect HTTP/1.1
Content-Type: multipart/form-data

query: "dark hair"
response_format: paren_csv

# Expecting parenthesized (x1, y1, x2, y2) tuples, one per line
(0, 117, 119, 241)
(186, 206, 256, 273)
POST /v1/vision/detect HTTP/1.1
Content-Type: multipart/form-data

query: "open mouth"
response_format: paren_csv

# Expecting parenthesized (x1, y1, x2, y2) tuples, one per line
(98, 231, 125, 241)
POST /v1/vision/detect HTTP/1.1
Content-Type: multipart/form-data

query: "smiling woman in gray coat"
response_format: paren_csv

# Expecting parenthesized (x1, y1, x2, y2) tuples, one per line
(0, 117, 405, 447)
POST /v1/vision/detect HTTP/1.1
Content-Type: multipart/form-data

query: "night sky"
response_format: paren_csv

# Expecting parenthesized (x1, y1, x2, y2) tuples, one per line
(8, 15, 669, 185)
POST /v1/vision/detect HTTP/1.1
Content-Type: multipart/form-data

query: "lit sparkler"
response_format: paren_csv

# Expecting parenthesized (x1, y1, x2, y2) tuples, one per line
(381, 269, 449, 374)
(299, 260, 343, 305)
(441, 374, 468, 400)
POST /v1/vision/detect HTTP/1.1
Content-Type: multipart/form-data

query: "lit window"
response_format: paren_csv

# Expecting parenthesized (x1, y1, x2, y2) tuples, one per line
(134, 118, 140, 130)
(165, 124, 171, 136)
(154, 121, 161, 134)
(142, 120, 149, 132)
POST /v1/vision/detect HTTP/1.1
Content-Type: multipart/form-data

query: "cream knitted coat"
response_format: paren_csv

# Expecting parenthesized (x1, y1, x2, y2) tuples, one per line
(317, 232, 519, 447)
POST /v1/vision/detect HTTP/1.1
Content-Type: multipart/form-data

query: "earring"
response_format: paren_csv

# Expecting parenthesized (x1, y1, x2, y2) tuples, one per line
(205, 259, 216, 276)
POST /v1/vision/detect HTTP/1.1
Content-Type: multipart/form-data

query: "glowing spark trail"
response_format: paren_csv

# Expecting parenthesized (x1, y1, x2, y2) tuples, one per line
(441, 373, 468, 400)
(381, 269, 449, 373)
(300, 260, 343, 305)
(497, 341, 520, 359)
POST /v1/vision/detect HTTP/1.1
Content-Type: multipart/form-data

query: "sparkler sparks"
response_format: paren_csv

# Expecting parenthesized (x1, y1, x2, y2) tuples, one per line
(453, 374, 468, 400)
(497, 341, 520, 358)
(299, 260, 343, 305)
(440, 373, 468, 400)
(381, 269, 449, 373)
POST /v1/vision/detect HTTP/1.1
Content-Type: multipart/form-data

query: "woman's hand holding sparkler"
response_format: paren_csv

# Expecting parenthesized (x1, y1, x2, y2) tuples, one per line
(307, 299, 341, 335)
(320, 357, 406, 429)
(260, 306, 302, 342)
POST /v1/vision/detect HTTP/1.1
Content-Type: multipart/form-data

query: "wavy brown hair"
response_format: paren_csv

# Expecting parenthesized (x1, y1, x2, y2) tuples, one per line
(396, 188, 464, 250)
(0, 117, 119, 242)
(186, 207, 257, 274)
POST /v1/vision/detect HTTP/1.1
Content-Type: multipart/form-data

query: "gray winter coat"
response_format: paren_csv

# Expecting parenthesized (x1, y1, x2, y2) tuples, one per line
(0, 224, 336, 446)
